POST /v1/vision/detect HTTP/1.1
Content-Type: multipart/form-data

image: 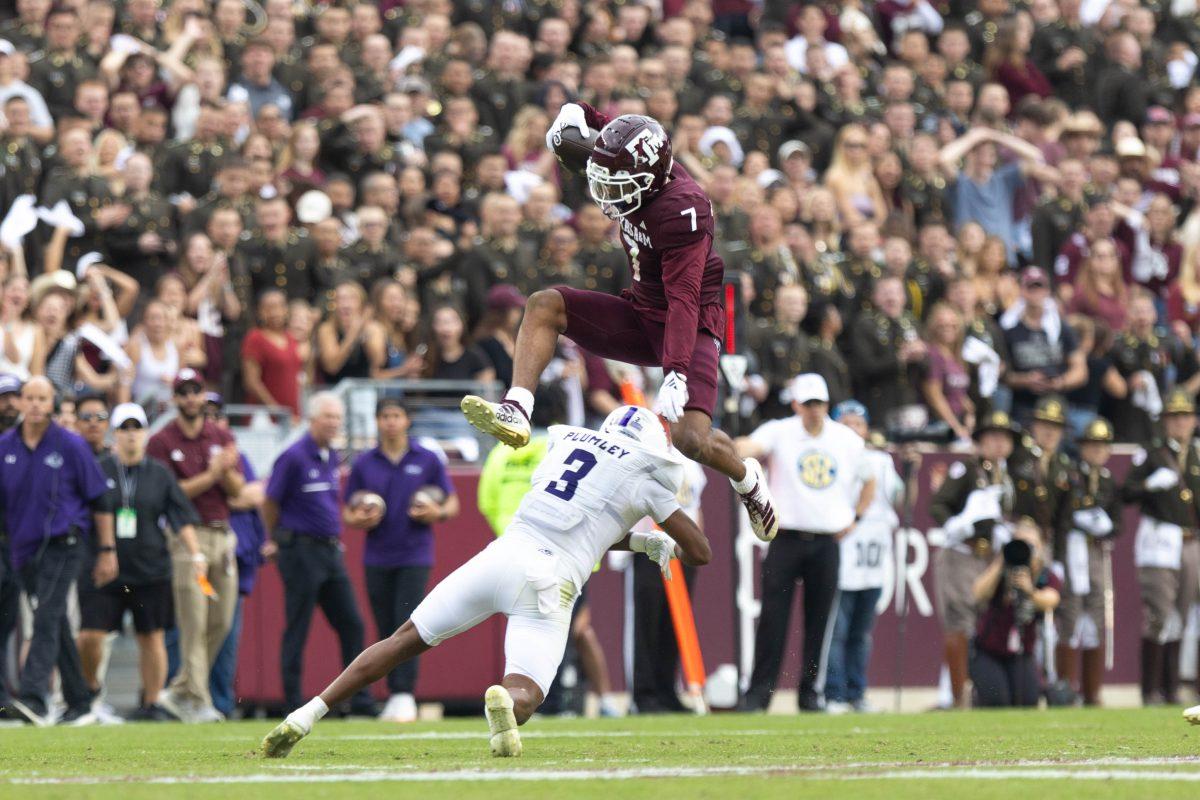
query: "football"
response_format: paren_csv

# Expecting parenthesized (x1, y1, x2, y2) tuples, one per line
(551, 124, 600, 176)
(410, 485, 447, 512)
(348, 490, 387, 516)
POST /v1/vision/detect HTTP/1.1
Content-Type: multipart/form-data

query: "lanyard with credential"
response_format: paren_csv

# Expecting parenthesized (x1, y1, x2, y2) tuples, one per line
(116, 461, 138, 540)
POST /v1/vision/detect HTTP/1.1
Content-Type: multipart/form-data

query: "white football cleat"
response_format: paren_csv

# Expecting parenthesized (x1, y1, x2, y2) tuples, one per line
(461, 396, 531, 449)
(734, 458, 779, 542)
(484, 685, 522, 758)
(1185, 705, 1200, 725)
(262, 719, 308, 758)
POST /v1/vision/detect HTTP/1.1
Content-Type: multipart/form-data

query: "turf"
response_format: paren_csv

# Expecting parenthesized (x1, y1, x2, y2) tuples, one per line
(1, 708, 1198, 799)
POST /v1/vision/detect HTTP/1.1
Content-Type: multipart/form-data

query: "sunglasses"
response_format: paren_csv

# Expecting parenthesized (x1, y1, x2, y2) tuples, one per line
(175, 384, 203, 396)
(78, 412, 109, 422)
(117, 422, 144, 431)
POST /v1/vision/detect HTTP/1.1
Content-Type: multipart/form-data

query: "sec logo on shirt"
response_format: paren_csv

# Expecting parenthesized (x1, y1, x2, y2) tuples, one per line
(798, 450, 837, 489)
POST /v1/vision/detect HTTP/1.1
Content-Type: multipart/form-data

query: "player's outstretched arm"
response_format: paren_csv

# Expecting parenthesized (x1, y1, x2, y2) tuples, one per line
(659, 510, 711, 566)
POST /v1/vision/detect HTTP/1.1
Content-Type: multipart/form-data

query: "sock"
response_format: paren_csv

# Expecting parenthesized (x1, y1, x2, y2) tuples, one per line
(288, 697, 329, 733)
(731, 459, 756, 493)
(504, 387, 535, 419)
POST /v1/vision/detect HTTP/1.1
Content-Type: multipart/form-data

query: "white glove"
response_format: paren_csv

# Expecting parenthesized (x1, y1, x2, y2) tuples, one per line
(1145, 467, 1180, 492)
(654, 371, 688, 423)
(629, 531, 677, 579)
(545, 102, 590, 150)
(1072, 507, 1114, 537)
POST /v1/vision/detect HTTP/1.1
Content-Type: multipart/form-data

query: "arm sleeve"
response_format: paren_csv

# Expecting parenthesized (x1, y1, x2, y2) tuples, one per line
(850, 318, 902, 380)
(265, 454, 293, 504)
(241, 330, 263, 364)
(577, 101, 612, 132)
(642, 476, 682, 525)
(659, 236, 709, 375)
(433, 457, 455, 496)
(145, 433, 170, 469)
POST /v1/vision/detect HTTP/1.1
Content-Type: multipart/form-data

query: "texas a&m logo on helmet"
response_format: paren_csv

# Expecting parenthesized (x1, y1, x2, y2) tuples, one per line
(586, 115, 673, 218)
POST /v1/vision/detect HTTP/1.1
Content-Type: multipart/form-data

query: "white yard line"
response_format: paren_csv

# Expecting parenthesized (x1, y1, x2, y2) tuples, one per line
(9, 757, 1200, 786)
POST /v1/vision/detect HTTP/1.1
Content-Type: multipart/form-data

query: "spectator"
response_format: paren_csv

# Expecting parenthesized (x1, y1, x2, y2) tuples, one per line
(0, 274, 42, 379)
(970, 519, 1060, 707)
(79, 403, 202, 723)
(941, 125, 1048, 262)
(265, 392, 375, 716)
(822, 124, 887, 226)
(126, 300, 180, 413)
(344, 398, 458, 722)
(474, 285, 526, 389)
(0, 376, 115, 725)
(922, 302, 975, 442)
(1095, 32, 1148, 127)
(147, 368, 243, 723)
(983, 15, 1051, 110)
(242, 289, 304, 416)
(824, 401, 901, 715)
(1067, 238, 1129, 333)
(850, 276, 926, 428)
(204, 393, 269, 719)
(1002, 266, 1087, 424)
(316, 281, 373, 385)
(365, 281, 424, 381)
(74, 392, 110, 458)
(423, 305, 495, 386)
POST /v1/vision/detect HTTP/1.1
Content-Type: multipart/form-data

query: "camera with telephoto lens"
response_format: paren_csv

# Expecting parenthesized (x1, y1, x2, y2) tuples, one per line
(1002, 539, 1036, 627)
(883, 404, 956, 444)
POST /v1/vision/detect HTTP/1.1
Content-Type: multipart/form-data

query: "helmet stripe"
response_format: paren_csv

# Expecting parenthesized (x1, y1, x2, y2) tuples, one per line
(619, 407, 638, 427)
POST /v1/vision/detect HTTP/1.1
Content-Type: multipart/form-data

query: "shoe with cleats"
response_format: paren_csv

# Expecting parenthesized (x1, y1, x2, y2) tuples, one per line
(484, 685, 522, 758)
(734, 458, 779, 542)
(461, 396, 531, 448)
(262, 719, 307, 758)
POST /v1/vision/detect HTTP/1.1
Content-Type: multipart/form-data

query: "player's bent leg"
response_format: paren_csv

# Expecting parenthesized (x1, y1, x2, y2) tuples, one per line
(262, 622, 433, 759)
(672, 411, 779, 542)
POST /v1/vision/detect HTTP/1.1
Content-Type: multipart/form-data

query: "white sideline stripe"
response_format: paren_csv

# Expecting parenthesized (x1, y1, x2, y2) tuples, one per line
(10, 758, 1200, 786)
(325, 728, 872, 741)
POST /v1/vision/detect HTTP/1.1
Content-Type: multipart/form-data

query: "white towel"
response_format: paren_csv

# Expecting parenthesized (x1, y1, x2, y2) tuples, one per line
(75, 322, 132, 370)
(0, 194, 38, 249)
(1131, 370, 1163, 419)
(962, 336, 1002, 398)
(36, 200, 84, 237)
(999, 299, 1061, 344)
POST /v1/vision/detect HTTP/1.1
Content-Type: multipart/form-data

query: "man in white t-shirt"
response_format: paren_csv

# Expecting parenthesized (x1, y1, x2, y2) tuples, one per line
(734, 374, 875, 712)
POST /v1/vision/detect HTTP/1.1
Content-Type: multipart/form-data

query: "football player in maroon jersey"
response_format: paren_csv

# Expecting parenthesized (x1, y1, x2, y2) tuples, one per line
(462, 102, 779, 542)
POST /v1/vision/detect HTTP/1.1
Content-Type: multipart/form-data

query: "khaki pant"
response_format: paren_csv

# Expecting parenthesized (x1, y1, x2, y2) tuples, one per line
(935, 547, 990, 636)
(169, 524, 238, 706)
(1056, 538, 1108, 650)
(1138, 538, 1200, 642)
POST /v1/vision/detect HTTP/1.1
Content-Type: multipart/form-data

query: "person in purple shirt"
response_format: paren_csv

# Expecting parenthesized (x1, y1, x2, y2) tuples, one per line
(0, 376, 116, 725)
(344, 397, 459, 722)
(263, 392, 374, 715)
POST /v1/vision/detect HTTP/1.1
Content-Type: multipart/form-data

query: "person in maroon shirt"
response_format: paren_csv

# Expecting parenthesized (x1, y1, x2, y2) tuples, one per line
(969, 519, 1061, 707)
(146, 368, 245, 722)
(984, 16, 1051, 113)
(461, 102, 780, 544)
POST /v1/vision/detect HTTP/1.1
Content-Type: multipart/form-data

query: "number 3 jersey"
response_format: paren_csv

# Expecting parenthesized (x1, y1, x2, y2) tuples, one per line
(507, 424, 685, 587)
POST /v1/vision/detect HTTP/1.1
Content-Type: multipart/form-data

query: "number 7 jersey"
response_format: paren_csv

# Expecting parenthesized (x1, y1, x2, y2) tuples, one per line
(507, 424, 686, 586)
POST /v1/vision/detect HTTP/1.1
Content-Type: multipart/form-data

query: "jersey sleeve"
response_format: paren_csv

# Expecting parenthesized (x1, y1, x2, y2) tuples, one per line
(266, 451, 295, 504)
(641, 474, 682, 525)
(578, 101, 612, 132)
(343, 455, 366, 503)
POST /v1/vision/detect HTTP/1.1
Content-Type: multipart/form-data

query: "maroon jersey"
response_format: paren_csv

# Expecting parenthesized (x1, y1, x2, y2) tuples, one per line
(580, 103, 727, 376)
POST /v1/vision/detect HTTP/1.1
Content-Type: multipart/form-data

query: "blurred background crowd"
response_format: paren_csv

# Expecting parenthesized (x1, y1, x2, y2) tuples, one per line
(2, 0, 1200, 448)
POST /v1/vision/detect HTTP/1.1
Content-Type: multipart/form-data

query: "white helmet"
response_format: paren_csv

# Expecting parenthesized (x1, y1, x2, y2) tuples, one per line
(600, 405, 669, 455)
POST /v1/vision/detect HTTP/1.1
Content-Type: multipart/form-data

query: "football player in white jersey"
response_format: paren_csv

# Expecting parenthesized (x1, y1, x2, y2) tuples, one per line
(262, 406, 710, 759)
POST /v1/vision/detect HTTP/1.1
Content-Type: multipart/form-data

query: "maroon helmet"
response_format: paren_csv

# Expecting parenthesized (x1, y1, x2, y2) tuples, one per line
(585, 115, 673, 218)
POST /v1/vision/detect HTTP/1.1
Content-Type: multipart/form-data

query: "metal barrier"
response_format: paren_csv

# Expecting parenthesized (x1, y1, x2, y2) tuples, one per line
(261, 379, 504, 472)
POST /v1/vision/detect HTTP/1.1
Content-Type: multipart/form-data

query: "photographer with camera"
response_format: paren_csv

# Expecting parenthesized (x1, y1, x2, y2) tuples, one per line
(969, 518, 1061, 707)
(1122, 388, 1200, 706)
(930, 410, 1020, 709)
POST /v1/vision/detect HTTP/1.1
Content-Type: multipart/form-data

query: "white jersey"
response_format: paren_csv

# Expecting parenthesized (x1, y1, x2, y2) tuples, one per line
(508, 425, 684, 587)
(839, 448, 902, 591)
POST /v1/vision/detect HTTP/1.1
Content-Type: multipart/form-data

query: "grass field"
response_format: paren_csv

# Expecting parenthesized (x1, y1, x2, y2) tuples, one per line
(1, 708, 1199, 798)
